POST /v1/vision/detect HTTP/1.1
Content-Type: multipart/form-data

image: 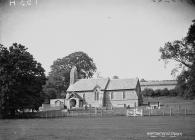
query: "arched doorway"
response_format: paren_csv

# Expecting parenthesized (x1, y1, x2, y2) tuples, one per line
(70, 98, 77, 107)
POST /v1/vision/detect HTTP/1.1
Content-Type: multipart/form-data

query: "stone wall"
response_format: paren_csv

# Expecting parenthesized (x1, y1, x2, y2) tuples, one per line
(77, 91, 101, 107)
(109, 90, 138, 108)
(76, 89, 140, 108)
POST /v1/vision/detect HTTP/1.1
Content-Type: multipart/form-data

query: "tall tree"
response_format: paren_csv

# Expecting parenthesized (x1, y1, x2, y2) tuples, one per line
(159, 20, 195, 98)
(46, 51, 97, 98)
(0, 43, 46, 118)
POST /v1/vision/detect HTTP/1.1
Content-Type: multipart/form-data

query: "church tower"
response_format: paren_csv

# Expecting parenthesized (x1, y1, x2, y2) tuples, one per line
(70, 66, 78, 85)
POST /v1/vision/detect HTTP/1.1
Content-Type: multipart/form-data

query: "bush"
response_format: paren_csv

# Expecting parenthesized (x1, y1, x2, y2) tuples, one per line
(141, 88, 178, 97)
(169, 89, 178, 96)
(161, 88, 169, 96)
(141, 88, 154, 97)
(154, 89, 161, 97)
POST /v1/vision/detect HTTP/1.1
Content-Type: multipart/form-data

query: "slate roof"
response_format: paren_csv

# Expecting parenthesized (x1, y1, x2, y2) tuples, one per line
(106, 78, 139, 91)
(140, 80, 177, 86)
(67, 78, 109, 92)
(67, 78, 139, 92)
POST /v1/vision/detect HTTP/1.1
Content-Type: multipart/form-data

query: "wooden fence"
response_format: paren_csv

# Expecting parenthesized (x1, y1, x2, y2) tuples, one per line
(10, 102, 195, 119)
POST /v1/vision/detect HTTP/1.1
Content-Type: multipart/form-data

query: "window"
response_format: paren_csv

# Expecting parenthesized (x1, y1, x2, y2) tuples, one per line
(94, 90, 99, 101)
(123, 91, 126, 99)
(134, 102, 137, 107)
(97, 92, 99, 100)
(111, 92, 114, 100)
(83, 93, 85, 100)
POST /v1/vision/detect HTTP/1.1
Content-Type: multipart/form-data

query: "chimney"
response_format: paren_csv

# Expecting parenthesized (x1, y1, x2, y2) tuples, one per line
(70, 66, 78, 85)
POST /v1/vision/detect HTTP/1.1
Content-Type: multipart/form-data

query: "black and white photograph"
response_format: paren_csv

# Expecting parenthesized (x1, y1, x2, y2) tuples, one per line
(0, 0, 195, 139)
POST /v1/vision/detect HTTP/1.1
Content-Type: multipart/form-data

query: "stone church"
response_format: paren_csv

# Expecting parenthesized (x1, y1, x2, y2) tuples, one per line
(65, 66, 142, 109)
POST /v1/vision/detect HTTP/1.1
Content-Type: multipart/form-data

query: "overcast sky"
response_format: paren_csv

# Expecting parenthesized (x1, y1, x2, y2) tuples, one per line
(0, 0, 195, 80)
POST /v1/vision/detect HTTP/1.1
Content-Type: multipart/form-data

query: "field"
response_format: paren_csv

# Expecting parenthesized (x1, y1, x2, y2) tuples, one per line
(143, 96, 195, 104)
(0, 116, 195, 140)
(0, 97, 195, 140)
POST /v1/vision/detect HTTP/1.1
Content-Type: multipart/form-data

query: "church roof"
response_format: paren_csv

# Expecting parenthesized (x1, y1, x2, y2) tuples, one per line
(67, 78, 139, 92)
(67, 78, 109, 92)
(106, 78, 139, 90)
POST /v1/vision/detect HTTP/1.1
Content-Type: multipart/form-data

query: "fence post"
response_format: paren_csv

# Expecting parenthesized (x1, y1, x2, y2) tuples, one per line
(149, 109, 151, 116)
(134, 108, 136, 117)
(95, 107, 97, 116)
(170, 107, 172, 116)
(178, 104, 180, 115)
(89, 105, 91, 118)
(63, 110, 65, 117)
(185, 107, 187, 116)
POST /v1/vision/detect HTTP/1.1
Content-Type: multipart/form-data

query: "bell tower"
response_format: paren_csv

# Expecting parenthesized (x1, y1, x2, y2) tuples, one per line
(70, 66, 78, 85)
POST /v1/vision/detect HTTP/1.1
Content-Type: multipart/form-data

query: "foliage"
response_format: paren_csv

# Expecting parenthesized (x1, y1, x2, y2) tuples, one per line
(42, 77, 58, 103)
(141, 88, 178, 97)
(140, 78, 147, 82)
(45, 51, 97, 98)
(169, 89, 178, 97)
(141, 88, 154, 97)
(0, 43, 46, 118)
(152, 0, 195, 5)
(159, 20, 195, 99)
(112, 75, 119, 79)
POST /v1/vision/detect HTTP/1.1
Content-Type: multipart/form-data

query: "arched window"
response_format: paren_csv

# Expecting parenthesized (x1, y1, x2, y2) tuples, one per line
(83, 93, 85, 100)
(97, 92, 99, 100)
(123, 91, 126, 99)
(94, 90, 99, 101)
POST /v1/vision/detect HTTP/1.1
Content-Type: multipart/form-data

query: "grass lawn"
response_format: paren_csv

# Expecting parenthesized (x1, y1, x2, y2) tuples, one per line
(0, 116, 195, 140)
(143, 96, 195, 104)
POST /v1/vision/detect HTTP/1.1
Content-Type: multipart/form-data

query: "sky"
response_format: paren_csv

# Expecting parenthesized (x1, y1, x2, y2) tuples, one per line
(0, 0, 195, 80)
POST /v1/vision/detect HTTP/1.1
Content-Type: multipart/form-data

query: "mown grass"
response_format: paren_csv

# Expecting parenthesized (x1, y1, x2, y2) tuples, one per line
(143, 96, 195, 104)
(0, 116, 195, 140)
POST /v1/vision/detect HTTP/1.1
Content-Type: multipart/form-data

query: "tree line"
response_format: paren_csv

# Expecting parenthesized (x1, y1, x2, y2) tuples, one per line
(141, 88, 177, 97)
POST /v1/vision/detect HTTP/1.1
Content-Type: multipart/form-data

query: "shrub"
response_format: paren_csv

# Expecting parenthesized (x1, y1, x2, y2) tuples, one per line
(169, 89, 178, 96)
(141, 88, 178, 97)
(141, 88, 154, 97)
